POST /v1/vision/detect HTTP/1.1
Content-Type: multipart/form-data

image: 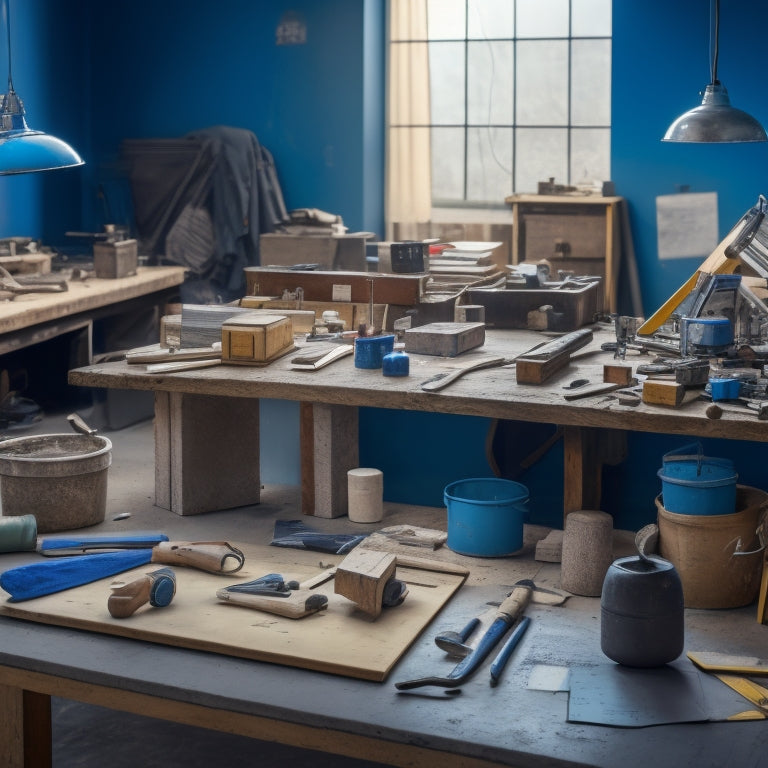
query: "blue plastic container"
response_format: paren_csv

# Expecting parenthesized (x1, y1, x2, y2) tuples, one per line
(354, 335, 395, 369)
(709, 377, 741, 401)
(444, 478, 529, 557)
(382, 350, 409, 377)
(657, 443, 737, 515)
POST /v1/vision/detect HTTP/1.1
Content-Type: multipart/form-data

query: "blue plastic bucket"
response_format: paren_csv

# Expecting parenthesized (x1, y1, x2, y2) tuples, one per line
(444, 478, 528, 557)
(657, 443, 737, 516)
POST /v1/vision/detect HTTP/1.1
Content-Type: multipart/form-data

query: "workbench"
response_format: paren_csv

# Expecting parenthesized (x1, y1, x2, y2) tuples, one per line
(0, 433, 766, 768)
(0, 266, 186, 356)
(68, 324, 768, 519)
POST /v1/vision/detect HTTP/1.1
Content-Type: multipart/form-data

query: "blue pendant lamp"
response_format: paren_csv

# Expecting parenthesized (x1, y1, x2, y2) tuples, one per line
(0, 0, 83, 174)
(662, 0, 766, 143)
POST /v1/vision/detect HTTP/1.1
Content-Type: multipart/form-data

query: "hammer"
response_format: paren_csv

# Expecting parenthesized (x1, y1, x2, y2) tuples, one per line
(396, 580, 568, 690)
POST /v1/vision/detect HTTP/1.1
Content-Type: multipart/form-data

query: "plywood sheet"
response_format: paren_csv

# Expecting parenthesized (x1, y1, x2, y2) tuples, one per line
(0, 543, 466, 682)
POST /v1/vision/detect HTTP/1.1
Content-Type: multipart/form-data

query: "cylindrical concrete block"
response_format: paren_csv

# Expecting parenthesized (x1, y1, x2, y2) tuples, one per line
(560, 510, 614, 596)
(347, 468, 384, 524)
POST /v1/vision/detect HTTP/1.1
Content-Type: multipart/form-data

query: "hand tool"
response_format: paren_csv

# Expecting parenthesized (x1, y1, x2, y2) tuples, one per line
(395, 580, 536, 690)
(108, 566, 177, 618)
(217, 572, 328, 619)
(714, 674, 768, 720)
(290, 343, 353, 370)
(562, 381, 620, 401)
(515, 328, 594, 385)
(489, 615, 531, 687)
(434, 616, 481, 657)
(0, 514, 169, 556)
(420, 356, 507, 392)
(0, 541, 245, 601)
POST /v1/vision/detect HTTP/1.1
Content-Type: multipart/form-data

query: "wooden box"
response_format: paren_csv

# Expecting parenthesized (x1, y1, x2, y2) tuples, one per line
(221, 313, 294, 365)
(94, 239, 138, 279)
(404, 322, 485, 357)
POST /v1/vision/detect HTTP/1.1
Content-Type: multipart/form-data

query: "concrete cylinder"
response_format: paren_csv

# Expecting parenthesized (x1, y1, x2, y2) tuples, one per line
(347, 468, 384, 524)
(560, 509, 614, 596)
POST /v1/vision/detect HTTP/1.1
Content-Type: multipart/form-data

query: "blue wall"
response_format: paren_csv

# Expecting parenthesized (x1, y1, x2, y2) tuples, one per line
(3, 0, 767, 528)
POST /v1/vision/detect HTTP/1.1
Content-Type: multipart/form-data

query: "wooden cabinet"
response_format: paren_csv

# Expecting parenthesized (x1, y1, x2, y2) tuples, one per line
(505, 194, 625, 314)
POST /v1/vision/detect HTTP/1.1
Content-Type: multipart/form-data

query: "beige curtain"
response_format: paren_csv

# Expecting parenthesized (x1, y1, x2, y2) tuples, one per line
(386, 0, 432, 240)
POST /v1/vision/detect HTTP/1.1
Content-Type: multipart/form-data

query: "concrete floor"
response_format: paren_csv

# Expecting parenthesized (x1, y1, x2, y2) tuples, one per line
(9, 407, 388, 768)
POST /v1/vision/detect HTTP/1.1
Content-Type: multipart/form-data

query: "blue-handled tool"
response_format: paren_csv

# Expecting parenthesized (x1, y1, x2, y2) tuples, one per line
(0, 514, 169, 556)
(489, 615, 531, 687)
(395, 581, 535, 690)
(395, 580, 567, 691)
(0, 541, 245, 601)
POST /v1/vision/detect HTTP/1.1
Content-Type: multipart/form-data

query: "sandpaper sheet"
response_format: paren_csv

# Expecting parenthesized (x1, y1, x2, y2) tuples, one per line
(0, 543, 466, 682)
(568, 661, 764, 726)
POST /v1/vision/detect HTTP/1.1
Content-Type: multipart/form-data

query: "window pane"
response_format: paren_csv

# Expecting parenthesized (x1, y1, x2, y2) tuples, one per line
(427, 0, 465, 40)
(571, 40, 611, 126)
(570, 128, 611, 186)
(572, 0, 612, 37)
(467, 127, 513, 203)
(432, 127, 466, 201)
(515, 128, 568, 194)
(517, 0, 570, 38)
(468, 41, 514, 125)
(517, 41, 568, 125)
(429, 42, 466, 124)
(468, 0, 514, 39)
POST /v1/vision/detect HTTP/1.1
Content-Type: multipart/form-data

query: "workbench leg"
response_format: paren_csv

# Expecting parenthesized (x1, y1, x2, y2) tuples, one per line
(562, 426, 627, 522)
(154, 392, 261, 515)
(300, 403, 359, 518)
(0, 684, 51, 768)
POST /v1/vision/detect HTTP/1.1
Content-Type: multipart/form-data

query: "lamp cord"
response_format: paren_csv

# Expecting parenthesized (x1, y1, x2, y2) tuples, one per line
(711, 0, 720, 85)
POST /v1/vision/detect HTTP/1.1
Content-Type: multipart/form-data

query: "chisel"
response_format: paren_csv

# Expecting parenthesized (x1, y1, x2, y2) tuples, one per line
(0, 514, 169, 556)
(0, 541, 245, 601)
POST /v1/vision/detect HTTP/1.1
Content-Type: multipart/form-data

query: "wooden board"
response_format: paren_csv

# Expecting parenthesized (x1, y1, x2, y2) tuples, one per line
(245, 267, 428, 305)
(0, 543, 466, 682)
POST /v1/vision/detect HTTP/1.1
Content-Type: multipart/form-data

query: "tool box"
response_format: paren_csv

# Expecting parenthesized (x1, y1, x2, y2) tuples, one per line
(465, 278, 602, 331)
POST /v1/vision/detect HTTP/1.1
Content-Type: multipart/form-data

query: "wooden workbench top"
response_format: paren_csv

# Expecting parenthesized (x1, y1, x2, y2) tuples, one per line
(69, 324, 768, 444)
(0, 266, 186, 334)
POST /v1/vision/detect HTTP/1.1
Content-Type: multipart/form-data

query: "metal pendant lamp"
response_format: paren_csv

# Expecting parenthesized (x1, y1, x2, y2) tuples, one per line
(0, 0, 83, 174)
(662, 0, 767, 144)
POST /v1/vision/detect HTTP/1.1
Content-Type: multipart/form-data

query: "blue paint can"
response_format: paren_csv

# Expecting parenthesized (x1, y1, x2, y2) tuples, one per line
(354, 334, 395, 369)
(444, 478, 529, 557)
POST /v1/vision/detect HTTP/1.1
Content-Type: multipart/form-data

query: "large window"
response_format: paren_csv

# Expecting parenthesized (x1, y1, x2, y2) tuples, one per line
(387, 0, 612, 220)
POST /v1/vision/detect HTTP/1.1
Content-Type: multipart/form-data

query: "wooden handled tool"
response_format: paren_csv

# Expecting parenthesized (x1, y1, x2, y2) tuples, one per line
(108, 567, 177, 619)
(394, 581, 534, 690)
(515, 328, 594, 385)
(216, 588, 328, 619)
